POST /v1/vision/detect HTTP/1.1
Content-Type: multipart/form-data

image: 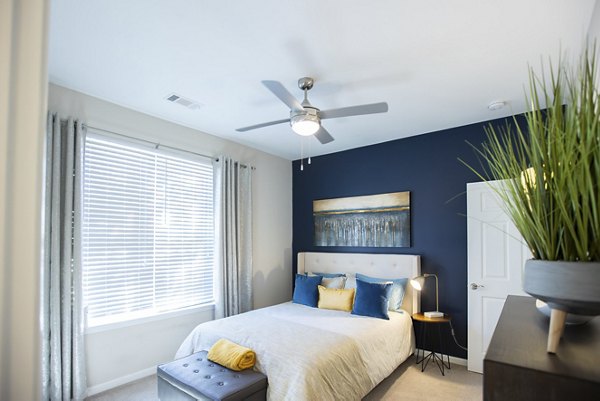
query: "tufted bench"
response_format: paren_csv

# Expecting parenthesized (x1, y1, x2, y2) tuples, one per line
(157, 351, 267, 401)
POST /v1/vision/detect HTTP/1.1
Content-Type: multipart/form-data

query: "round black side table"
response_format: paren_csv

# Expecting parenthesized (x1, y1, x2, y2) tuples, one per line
(412, 313, 452, 375)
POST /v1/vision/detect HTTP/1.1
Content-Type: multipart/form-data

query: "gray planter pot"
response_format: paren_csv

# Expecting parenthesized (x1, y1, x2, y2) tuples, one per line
(523, 259, 600, 316)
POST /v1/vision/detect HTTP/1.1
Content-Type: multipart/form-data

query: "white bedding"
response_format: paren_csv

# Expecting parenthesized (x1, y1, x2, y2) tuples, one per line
(175, 302, 415, 401)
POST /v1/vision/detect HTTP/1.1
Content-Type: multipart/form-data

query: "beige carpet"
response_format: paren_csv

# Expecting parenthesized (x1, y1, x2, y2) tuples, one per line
(86, 375, 158, 401)
(363, 356, 482, 401)
(86, 356, 482, 401)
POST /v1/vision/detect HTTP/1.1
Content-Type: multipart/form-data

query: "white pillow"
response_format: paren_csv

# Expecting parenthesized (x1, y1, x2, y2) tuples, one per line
(307, 273, 347, 289)
(344, 273, 357, 290)
(321, 276, 346, 289)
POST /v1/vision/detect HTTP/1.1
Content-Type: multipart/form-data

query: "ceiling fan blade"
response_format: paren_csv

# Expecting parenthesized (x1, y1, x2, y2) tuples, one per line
(314, 126, 334, 144)
(236, 118, 290, 132)
(262, 80, 305, 111)
(319, 102, 388, 120)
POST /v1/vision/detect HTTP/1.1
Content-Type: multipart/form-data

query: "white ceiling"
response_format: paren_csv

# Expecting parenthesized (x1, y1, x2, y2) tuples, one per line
(48, 0, 596, 160)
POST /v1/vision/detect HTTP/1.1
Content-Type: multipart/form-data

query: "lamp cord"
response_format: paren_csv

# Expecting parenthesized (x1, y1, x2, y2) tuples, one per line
(448, 320, 468, 351)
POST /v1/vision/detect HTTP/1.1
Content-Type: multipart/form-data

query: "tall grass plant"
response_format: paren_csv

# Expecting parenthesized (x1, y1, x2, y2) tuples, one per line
(463, 47, 599, 262)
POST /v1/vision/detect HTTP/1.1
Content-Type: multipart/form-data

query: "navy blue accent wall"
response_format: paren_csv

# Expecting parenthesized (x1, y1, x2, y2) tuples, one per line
(292, 115, 525, 359)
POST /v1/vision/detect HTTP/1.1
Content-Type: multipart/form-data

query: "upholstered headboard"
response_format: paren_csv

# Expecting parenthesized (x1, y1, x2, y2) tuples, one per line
(297, 252, 421, 314)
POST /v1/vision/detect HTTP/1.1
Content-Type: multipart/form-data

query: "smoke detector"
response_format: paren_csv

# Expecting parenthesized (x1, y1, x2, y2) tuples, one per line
(488, 101, 506, 111)
(165, 93, 203, 110)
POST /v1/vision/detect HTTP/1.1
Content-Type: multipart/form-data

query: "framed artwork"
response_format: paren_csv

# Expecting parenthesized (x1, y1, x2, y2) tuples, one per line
(313, 191, 411, 247)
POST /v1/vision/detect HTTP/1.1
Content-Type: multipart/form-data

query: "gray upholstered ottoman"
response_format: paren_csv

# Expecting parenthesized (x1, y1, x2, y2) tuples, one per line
(157, 351, 267, 401)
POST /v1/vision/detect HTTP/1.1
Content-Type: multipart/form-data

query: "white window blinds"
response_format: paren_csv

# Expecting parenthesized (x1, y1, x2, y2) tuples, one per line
(82, 133, 214, 327)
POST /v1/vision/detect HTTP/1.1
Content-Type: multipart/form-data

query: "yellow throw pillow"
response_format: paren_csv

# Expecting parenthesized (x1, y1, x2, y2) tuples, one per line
(317, 285, 355, 312)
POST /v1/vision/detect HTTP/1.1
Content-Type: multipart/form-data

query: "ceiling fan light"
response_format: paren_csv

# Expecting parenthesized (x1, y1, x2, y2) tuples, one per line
(291, 112, 320, 136)
(292, 119, 320, 136)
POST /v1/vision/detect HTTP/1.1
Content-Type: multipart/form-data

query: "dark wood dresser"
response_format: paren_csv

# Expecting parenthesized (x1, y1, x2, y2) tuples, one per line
(484, 295, 600, 401)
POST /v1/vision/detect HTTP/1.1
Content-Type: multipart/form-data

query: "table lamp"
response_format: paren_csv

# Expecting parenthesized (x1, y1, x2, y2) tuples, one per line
(410, 273, 444, 318)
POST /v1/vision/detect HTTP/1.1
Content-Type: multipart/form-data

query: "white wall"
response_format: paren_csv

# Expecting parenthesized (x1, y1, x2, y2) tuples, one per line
(0, 1, 48, 400)
(85, 307, 215, 394)
(48, 83, 293, 393)
(589, 0, 600, 78)
(588, 0, 600, 43)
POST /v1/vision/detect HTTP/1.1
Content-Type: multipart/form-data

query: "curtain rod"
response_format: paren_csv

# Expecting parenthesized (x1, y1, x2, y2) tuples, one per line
(82, 123, 255, 170)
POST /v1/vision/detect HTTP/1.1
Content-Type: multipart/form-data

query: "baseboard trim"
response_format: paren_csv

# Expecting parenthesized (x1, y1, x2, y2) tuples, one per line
(415, 348, 468, 366)
(86, 366, 156, 397)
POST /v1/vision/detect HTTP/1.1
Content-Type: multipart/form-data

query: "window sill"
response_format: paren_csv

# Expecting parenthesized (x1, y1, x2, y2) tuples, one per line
(85, 303, 215, 335)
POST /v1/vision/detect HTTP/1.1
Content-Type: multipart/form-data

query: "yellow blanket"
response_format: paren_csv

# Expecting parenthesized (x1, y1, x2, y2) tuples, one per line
(207, 338, 256, 371)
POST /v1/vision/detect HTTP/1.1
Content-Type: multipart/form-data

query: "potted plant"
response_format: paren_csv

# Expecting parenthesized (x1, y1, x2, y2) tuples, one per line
(464, 47, 600, 353)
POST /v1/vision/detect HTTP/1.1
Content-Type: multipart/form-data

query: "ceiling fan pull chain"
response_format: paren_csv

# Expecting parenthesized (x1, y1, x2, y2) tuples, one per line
(300, 139, 304, 171)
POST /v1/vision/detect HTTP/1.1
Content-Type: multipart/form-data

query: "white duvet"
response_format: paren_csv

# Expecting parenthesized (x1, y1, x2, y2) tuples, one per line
(175, 302, 415, 401)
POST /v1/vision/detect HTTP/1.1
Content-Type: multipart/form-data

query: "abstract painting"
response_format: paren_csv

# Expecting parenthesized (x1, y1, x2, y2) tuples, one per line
(313, 191, 411, 247)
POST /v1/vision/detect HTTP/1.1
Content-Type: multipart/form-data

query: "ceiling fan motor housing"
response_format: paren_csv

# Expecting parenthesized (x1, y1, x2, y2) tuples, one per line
(298, 77, 314, 91)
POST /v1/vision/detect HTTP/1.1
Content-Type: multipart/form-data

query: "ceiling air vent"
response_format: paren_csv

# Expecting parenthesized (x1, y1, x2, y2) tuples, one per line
(165, 93, 202, 110)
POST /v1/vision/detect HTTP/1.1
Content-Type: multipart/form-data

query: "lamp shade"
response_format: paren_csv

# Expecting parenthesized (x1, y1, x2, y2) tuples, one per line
(410, 276, 425, 291)
(410, 273, 442, 317)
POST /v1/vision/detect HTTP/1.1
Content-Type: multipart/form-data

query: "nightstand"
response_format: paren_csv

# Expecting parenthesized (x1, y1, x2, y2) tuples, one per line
(412, 312, 452, 375)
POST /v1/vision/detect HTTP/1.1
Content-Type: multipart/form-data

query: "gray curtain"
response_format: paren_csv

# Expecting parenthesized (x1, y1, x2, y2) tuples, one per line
(41, 113, 87, 401)
(214, 156, 253, 318)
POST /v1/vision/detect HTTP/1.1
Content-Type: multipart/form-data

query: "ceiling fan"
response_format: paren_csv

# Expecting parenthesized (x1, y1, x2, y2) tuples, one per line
(236, 77, 389, 144)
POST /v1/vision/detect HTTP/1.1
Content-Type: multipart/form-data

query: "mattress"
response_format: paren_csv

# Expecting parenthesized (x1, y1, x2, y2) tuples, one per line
(175, 302, 415, 401)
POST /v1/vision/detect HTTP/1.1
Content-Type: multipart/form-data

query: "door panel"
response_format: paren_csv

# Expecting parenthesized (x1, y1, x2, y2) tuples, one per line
(482, 297, 506, 352)
(482, 221, 509, 278)
(467, 181, 531, 373)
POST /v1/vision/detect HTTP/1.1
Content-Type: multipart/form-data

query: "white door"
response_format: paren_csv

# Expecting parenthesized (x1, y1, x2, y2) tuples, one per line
(466, 181, 531, 373)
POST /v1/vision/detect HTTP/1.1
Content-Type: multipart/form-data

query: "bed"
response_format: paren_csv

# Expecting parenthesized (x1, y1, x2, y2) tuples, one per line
(175, 252, 420, 401)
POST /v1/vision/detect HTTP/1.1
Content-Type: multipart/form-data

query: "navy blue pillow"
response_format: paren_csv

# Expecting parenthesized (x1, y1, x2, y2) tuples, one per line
(292, 274, 323, 307)
(351, 279, 393, 320)
(356, 273, 408, 311)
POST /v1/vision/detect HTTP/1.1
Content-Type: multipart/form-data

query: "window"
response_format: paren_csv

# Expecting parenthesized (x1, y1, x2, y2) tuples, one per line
(82, 133, 214, 327)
